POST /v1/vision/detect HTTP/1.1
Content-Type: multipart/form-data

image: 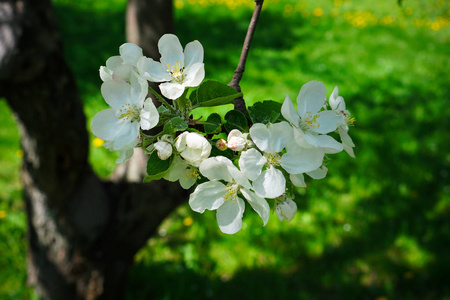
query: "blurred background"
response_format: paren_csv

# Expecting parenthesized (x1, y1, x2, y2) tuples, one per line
(0, 0, 449, 299)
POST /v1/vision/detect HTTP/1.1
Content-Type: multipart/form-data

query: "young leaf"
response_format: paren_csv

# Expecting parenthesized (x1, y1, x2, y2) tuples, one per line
(247, 100, 282, 124)
(163, 117, 188, 135)
(224, 110, 249, 132)
(144, 151, 173, 182)
(192, 80, 243, 108)
(204, 113, 222, 134)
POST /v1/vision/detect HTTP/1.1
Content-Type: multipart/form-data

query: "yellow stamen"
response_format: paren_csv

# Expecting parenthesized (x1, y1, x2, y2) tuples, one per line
(166, 61, 186, 83)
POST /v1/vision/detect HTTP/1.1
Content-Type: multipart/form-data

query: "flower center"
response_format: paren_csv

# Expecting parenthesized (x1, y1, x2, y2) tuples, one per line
(166, 61, 186, 84)
(118, 103, 140, 122)
(265, 153, 282, 167)
(222, 181, 239, 203)
(185, 167, 201, 181)
(303, 111, 320, 129)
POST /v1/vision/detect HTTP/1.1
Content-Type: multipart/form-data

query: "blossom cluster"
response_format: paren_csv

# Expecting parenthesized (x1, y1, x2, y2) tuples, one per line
(91, 34, 355, 234)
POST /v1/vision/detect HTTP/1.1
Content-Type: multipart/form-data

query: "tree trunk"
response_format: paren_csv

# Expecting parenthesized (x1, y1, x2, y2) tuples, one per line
(0, 0, 183, 299)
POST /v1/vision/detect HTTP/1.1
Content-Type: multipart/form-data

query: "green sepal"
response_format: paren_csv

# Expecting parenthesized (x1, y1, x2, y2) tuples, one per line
(163, 117, 188, 135)
(204, 113, 222, 134)
(144, 151, 173, 182)
(224, 110, 249, 133)
(247, 100, 282, 125)
(191, 80, 243, 108)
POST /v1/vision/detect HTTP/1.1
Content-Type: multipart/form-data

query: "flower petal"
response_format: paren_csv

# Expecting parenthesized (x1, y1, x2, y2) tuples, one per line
(281, 95, 300, 127)
(119, 43, 143, 66)
(159, 34, 184, 72)
(297, 80, 326, 116)
(269, 121, 292, 153)
(183, 62, 205, 87)
(241, 188, 270, 226)
(249, 123, 270, 152)
(136, 56, 172, 82)
(101, 80, 130, 109)
(184, 40, 204, 69)
(91, 109, 121, 141)
(99, 66, 113, 82)
(308, 110, 344, 134)
(189, 181, 227, 213)
(129, 71, 148, 107)
(112, 121, 140, 150)
(239, 148, 265, 181)
(253, 166, 286, 199)
(112, 64, 133, 82)
(140, 99, 159, 130)
(105, 56, 123, 70)
(315, 135, 344, 154)
(339, 126, 356, 158)
(329, 86, 346, 111)
(306, 166, 328, 180)
(290, 173, 306, 187)
(281, 146, 324, 174)
(159, 82, 185, 100)
(216, 197, 245, 234)
(199, 156, 233, 182)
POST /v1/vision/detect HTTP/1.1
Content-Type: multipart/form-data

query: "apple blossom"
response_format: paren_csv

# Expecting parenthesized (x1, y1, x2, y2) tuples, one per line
(154, 141, 173, 160)
(275, 198, 297, 222)
(100, 43, 144, 82)
(91, 71, 159, 151)
(281, 81, 344, 153)
(174, 131, 211, 167)
(189, 156, 270, 234)
(227, 129, 248, 151)
(137, 34, 205, 99)
(329, 86, 356, 158)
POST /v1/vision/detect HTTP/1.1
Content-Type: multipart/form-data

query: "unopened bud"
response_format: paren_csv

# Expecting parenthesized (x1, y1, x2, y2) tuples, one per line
(216, 139, 228, 151)
(227, 129, 247, 151)
(275, 198, 297, 222)
(154, 141, 172, 160)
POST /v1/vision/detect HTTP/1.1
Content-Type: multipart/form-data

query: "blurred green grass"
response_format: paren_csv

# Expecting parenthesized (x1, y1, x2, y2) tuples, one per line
(0, 0, 449, 299)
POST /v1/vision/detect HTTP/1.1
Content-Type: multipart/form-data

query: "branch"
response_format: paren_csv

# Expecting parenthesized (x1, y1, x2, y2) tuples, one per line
(229, 0, 264, 114)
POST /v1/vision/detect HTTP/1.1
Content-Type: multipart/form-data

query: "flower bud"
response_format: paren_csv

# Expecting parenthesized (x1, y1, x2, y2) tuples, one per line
(154, 141, 173, 160)
(275, 198, 297, 222)
(227, 129, 247, 151)
(216, 139, 228, 151)
(175, 132, 211, 166)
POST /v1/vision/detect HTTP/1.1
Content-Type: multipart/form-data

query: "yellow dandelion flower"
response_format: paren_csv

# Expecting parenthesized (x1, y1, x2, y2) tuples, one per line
(183, 216, 193, 226)
(0, 210, 7, 219)
(313, 7, 323, 17)
(93, 137, 105, 147)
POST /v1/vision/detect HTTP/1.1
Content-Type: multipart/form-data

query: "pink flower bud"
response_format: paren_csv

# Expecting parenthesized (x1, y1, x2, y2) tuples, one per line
(215, 139, 228, 151)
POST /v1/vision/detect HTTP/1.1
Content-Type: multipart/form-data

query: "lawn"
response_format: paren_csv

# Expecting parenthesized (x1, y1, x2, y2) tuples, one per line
(0, 0, 449, 299)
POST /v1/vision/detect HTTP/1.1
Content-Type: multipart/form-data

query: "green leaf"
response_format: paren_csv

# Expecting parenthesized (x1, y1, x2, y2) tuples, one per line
(192, 80, 243, 108)
(204, 113, 222, 134)
(163, 117, 188, 135)
(247, 100, 282, 125)
(144, 151, 173, 182)
(224, 110, 249, 133)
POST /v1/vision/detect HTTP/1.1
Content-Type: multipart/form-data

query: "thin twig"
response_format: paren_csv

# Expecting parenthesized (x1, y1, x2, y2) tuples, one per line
(229, 0, 264, 114)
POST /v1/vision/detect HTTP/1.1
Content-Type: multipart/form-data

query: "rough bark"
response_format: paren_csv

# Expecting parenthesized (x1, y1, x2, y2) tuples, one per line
(0, 0, 185, 299)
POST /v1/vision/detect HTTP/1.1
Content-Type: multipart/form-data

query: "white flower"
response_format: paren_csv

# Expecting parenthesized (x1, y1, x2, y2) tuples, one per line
(329, 86, 356, 158)
(100, 43, 143, 82)
(137, 34, 205, 99)
(281, 81, 344, 153)
(91, 71, 159, 151)
(227, 129, 247, 151)
(240, 122, 323, 198)
(275, 198, 297, 222)
(164, 156, 200, 189)
(189, 156, 270, 234)
(174, 132, 211, 167)
(154, 141, 172, 160)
